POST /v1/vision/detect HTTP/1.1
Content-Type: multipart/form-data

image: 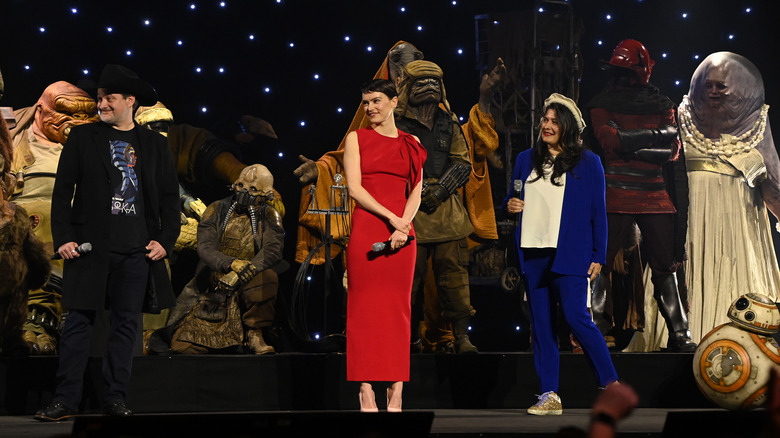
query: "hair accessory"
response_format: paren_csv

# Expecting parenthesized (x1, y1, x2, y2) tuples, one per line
(544, 93, 586, 133)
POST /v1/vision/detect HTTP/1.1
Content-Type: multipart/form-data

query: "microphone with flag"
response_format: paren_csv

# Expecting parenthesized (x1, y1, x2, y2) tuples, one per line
(51, 242, 93, 260)
(371, 235, 415, 253)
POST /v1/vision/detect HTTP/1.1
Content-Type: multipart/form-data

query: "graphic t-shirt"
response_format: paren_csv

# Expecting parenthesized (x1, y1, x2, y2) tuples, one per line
(108, 128, 148, 253)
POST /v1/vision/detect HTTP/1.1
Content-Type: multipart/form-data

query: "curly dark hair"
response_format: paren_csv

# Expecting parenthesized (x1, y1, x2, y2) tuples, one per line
(529, 102, 584, 186)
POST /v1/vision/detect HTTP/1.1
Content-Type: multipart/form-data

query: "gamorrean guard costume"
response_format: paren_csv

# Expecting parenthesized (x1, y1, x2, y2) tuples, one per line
(8, 82, 98, 354)
(586, 40, 696, 352)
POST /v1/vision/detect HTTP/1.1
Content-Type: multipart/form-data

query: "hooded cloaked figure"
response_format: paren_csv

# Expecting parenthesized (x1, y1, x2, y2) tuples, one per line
(678, 52, 780, 342)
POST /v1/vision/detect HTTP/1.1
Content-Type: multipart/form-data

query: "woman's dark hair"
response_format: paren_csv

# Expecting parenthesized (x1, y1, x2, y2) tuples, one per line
(360, 78, 398, 99)
(529, 102, 583, 186)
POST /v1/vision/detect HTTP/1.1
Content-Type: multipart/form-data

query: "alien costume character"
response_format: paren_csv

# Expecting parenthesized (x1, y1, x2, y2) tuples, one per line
(8, 82, 98, 354)
(294, 41, 499, 266)
(394, 60, 477, 354)
(679, 52, 780, 343)
(135, 101, 285, 253)
(147, 164, 284, 355)
(586, 40, 696, 352)
(0, 71, 51, 354)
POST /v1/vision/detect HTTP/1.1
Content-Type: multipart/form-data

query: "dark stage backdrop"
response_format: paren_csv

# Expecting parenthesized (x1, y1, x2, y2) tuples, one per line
(2, 0, 778, 345)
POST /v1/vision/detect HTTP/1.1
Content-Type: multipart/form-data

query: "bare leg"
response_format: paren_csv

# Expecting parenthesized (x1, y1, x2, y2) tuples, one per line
(387, 381, 403, 412)
(359, 382, 378, 412)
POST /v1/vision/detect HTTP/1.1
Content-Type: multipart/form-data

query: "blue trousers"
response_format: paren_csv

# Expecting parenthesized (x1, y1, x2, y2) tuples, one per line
(54, 252, 148, 409)
(523, 249, 618, 393)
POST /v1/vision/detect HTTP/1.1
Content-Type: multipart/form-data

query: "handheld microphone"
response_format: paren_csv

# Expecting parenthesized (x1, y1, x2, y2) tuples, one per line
(51, 242, 92, 260)
(371, 235, 415, 253)
(513, 179, 523, 198)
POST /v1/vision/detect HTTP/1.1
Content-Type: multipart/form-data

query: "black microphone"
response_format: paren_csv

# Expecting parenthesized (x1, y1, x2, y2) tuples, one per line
(513, 179, 523, 198)
(371, 235, 415, 253)
(51, 242, 93, 260)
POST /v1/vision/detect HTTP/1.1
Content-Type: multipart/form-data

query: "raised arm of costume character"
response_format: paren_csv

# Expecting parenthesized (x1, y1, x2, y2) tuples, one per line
(478, 57, 506, 114)
(589, 154, 608, 281)
(344, 131, 413, 247)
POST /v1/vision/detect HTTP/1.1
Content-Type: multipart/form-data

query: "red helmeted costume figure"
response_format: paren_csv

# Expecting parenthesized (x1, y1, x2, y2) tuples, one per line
(586, 40, 696, 352)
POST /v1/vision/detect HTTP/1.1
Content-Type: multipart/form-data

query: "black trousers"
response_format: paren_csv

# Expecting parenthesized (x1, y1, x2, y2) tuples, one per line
(604, 213, 677, 280)
(53, 252, 148, 409)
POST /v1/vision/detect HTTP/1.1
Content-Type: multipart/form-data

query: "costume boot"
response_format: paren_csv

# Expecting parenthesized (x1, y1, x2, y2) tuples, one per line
(590, 274, 613, 336)
(653, 274, 697, 352)
(245, 329, 275, 355)
(452, 318, 478, 354)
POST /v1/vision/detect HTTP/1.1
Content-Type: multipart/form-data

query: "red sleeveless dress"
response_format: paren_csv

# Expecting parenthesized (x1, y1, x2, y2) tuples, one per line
(346, 127, 426, 382)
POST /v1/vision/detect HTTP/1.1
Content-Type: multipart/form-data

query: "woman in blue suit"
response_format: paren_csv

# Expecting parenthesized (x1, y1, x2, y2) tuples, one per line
(506, 93, 618, 415)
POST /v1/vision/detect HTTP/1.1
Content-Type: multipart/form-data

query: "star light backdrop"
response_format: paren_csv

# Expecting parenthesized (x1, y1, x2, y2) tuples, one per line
(2, 0, 777, 348)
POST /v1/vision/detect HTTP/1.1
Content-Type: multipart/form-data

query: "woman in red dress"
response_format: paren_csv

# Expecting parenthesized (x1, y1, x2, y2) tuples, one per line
(343, 79, 426, 412)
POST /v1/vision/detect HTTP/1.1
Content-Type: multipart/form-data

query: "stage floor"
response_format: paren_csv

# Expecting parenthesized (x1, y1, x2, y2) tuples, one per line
(0, 408, 689, 437)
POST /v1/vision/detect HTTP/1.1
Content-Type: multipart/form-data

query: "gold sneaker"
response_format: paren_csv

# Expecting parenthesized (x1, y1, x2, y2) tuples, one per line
(527, 391, 562, 415)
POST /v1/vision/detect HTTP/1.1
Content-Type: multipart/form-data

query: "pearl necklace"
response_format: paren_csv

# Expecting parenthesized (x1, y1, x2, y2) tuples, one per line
(678, 95, 769, 157)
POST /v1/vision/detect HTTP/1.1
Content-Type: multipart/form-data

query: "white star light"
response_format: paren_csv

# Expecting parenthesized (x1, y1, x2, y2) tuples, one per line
(82, 69, 89, 75)
(313, 74, 320, 80)
(344, 36, 350, 42)
(143, 19, 151, 26)
(201, 106, 208, 113)
(195, 67, 202, 73)
(263, 87, 271, 93)
(417, 25, 423, 31)
(39, 27, 45, 33)
(107, 27, 113, 32)
(177, 40, 184, 46)
(249, 34, 255, 40)
(24, 65, 31, 70)
(71, 8, 77, 14)
(126, 50, 132, 56)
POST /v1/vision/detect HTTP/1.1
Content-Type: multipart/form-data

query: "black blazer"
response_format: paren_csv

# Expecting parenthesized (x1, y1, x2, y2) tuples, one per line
(51, 121, 180, 311)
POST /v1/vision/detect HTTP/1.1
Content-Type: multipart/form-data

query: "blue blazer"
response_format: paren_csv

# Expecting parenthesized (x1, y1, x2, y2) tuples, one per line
(504, 149, 607, 277)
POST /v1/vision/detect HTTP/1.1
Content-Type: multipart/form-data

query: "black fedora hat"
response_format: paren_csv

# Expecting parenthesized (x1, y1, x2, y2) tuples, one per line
(97, 64, 157, 106)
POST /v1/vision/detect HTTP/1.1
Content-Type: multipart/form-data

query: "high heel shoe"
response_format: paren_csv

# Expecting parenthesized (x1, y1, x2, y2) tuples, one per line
(386, 387, 402, 412)
(359, 391, 379, 412)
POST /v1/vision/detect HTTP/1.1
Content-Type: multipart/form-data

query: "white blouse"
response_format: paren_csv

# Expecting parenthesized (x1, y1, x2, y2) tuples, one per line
(520, 163, 566, 248)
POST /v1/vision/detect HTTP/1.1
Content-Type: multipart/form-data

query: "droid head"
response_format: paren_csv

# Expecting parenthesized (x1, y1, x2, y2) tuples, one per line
(727, 293, 780, 334)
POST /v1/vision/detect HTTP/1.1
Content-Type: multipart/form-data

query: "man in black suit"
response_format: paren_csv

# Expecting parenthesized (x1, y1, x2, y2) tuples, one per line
(35, 65, 180, 421)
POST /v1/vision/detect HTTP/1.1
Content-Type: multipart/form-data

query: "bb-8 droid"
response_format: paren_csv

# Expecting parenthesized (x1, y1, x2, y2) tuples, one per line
(692, 293, 780, 410)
